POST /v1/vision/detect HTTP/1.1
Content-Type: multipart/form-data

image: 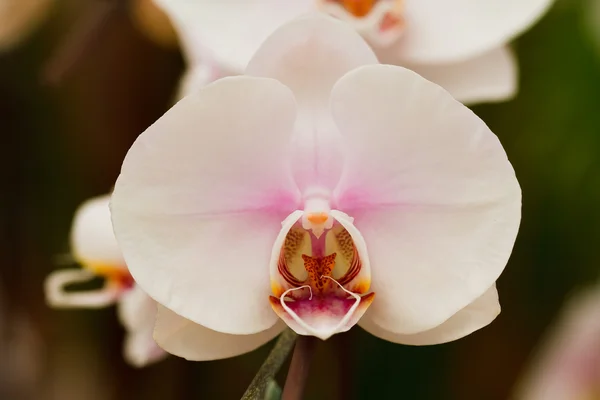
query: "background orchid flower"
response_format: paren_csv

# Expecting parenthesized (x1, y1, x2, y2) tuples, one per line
(514, 287, 600, 400)
(154, 0, 553, 104)
(110, 14, 521, 360)
(0, 0, 52, 51)
(44, 195, 167, 368)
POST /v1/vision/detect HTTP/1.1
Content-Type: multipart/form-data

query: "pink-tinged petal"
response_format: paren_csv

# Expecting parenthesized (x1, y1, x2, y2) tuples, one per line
(117, 285, 167, 367)
(153, 0, 313, 70)
(391, 0, 553, 64)
(44, 269, 122, 308)
(359, 285, 499, 345)
(380, 46, 517, 105)
(112, 77, 300, 335)
(331, 65, 521, 334)
(154, 304, 285, 361)
(514, 288, 600, 400)
(71, 195, 126, 269)
(247, 14, 378, 191)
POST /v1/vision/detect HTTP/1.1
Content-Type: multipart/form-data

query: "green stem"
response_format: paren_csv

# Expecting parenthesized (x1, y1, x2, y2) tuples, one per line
(241, 329, 298, 400)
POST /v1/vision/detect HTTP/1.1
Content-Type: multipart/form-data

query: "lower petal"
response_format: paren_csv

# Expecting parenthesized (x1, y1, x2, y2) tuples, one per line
(359, 285, 499, 345)
(154, 305, 285, 361)
(44, 269, 122, 308)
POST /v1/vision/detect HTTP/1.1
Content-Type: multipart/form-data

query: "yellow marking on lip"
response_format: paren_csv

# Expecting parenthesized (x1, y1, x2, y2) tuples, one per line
(307, 212, 328, 225)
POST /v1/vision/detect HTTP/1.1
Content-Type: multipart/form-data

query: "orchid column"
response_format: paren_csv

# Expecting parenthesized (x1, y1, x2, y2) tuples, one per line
(111, 15, 521, 359)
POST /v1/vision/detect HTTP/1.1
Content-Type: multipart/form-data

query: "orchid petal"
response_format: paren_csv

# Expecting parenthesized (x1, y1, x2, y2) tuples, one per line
(246, 14, 378, 191)
(117, 285, 167, 367)
(331, 65, 521, 334)
(153, 0, 312, 70)
(392, 0, 553, 64)
(112, 76, 300, 335)
(386, 46, 518, 104)
(71, 195, 126, 268)
(154, 304, 285, 361)
(359, 285, 500, 345)
(44, 269, 121, 308)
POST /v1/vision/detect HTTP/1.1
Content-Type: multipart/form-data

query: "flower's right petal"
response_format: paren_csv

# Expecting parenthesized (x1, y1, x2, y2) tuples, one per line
(71, 195, 126, 268)
(385, 46, 518, 105)
(112, 76, 300, 335)
(154, 304, 285, 361)
(359, 285, 499, 345)
(330, 65, 520, 335)
(44, 269, 121, 308)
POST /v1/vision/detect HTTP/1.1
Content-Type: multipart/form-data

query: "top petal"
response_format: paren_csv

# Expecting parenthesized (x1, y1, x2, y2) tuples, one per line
(71, 195, 125, 268)
(111, 76, 301, 334)
(153, 0, 313, 69)
(330, 65, 521, 334)
(392, 0, 553, 63)
(246, 14, 378, 192)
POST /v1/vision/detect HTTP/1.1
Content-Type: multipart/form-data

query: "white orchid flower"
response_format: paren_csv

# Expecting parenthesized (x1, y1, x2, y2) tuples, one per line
(110, 15, 521, 360)
(155, 0, 553, 103)
(514, 287, 600, 400)
(44, 195, 167, 367)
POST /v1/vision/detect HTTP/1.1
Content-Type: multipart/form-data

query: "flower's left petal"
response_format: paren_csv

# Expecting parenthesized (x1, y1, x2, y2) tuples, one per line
(154, 304, 285, 361)
(386, 46, 518, 105)
(394, 0, 554, 64)
(112, 76, 300, 335)
(246, 14, 378, 191)
(359, 285, 499, 345)
(331, 65, 521, 334)
(44, 269, 121, 308)
(514, 287, 600, 400)
(153, 0, 312, 70)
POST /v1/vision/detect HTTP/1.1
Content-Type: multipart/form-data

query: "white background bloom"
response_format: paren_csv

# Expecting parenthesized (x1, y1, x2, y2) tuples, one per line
(44, 195, 167, 368)
(155, 0, 553, 103)
(111, 15, 521, 359)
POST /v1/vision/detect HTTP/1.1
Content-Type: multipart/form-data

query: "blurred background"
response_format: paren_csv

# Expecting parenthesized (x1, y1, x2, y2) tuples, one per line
(1, 0, 600, 398)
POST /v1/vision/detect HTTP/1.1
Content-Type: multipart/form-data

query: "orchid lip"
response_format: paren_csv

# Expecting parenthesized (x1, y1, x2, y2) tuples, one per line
(270, 210, 374, 339)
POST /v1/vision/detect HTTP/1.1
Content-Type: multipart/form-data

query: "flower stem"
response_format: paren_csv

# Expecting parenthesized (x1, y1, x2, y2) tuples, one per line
(281, 335, 317, 400)
(241, 329, 297, 400)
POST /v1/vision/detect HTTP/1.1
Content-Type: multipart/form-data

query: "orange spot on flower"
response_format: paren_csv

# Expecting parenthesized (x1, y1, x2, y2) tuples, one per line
(338, 0, 377, 17)
(307, 212, 329, 225)
(87, 263, 133, 289)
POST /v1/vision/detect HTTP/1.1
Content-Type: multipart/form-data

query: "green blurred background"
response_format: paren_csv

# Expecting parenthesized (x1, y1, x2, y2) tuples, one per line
(1, 0, 599, 398)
